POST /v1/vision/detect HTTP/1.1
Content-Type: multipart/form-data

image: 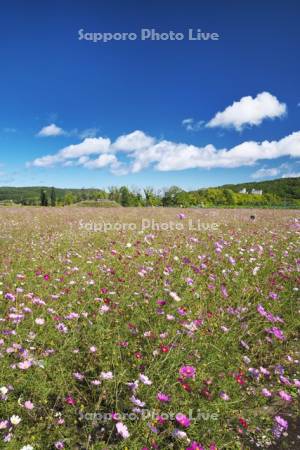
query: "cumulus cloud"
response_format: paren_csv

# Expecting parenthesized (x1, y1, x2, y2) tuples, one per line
(37, 123, 66, 137)
(28, 137, 111, 167)
(251, 167, 280, 179)
(113, 130, 156, 151)
(182, 118, 205, 132)
(83, 154, 117, 169)
(206, 92, 286, 131)
(28, 129, 300, 174)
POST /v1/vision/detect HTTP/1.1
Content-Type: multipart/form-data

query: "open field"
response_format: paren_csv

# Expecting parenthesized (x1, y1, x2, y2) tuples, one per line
(0, 207, 299, 450)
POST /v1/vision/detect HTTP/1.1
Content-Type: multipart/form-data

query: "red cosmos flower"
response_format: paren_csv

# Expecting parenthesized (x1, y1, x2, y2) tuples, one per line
(182, 382, 192, 392)
(160, 345, 169, 353)
(43, 274, 50, 281)
(200, 387, 212, 400)
(238, 418, 248, 429)
(234, 372, 246, 385)
(104, 298, 111, 304)
(135, 352, 142, 359)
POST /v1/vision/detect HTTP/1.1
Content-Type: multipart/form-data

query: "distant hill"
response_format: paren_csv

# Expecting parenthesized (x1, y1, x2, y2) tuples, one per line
(0, 177, 299, 207)
(0, 186, 106, 205)
(217, 177, 300, 201)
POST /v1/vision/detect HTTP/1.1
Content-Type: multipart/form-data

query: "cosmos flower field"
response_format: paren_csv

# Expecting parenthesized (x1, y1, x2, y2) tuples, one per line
(0, 207, 299, 450)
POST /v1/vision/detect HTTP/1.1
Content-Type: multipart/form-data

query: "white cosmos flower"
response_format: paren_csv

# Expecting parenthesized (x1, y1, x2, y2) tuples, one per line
(0, 386, 8, 395)
(10, 415, 21, 425)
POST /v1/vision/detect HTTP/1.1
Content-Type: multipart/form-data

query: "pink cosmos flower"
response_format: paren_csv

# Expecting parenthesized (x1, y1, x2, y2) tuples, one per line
(0, 420, 8, 429)
(65, 395, 76, 405)
(273, 415, 288, 438)
(116, 421, 130, 439)
(274, 415, 288, 429)
(73, 372, 84, 381)
(261, 388, 272, 397)
(18, 360, 32, 370)
(89, 346, 97, 353)
(175, 413, 190, 427)
(278, 390, 292, 402)
(24, 400, 34, 410)
(139, 374, 152, 385)
(35, 318, 45, 325)
(219, 391, 230, 401)
(56, 323, 68, 334)
(100, 371, 113, 380)
(266, 327, 285, 340)
(130, 395, 145, 407)
(179, 365, 196, 379)
(221, 284, 228, 298)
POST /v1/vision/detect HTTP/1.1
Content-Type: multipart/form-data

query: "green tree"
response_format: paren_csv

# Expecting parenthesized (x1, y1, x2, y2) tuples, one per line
(64, 192, 75, 205)
(223, 189, 236, 206)
(40, 189, 48, 206)
(50, 187, 56, 207)
(120, 186, 130, 206)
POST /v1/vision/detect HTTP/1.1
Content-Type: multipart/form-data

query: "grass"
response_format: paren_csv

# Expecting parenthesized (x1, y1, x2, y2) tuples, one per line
(0, 207, 299, 450)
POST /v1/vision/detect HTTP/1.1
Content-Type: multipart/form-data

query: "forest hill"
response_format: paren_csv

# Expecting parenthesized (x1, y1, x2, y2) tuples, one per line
(0, 180, 299, 208)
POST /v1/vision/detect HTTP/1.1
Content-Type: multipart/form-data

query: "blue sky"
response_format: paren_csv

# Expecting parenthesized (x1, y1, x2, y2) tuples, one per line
(0, 0, 300, 189)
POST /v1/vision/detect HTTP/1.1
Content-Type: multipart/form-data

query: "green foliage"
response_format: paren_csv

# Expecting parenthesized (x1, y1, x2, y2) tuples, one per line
(0, 177, 299, 208)
(40, 189, 48, 206)
(50, 187, 56, 207)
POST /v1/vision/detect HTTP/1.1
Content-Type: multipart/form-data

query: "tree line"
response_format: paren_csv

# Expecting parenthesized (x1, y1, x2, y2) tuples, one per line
(36, 185, 299, 208)
(0, 177, 299, 208)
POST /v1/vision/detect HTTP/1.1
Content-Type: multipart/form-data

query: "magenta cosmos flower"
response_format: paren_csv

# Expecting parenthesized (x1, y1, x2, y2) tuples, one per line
(179, 365, 196, 379)
(186, 443, 205, 450)
(156, 392, 171, 402)
(266, 327, 285, 340)
(175, 413, 191, 427)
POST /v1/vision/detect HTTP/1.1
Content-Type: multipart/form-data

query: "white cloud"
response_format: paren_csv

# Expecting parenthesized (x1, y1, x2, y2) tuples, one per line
(281, 172, 300, 178)
(28, 129, 300, 174)
(113, 130, 155, 151)
(206, 92, 286, 131)
(37, 123, 66, 137)
(251, 167, 280, 179)
(83, 154, 117, 169)
(182, 118, 204, 132)
(28, 137, 111, 168)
